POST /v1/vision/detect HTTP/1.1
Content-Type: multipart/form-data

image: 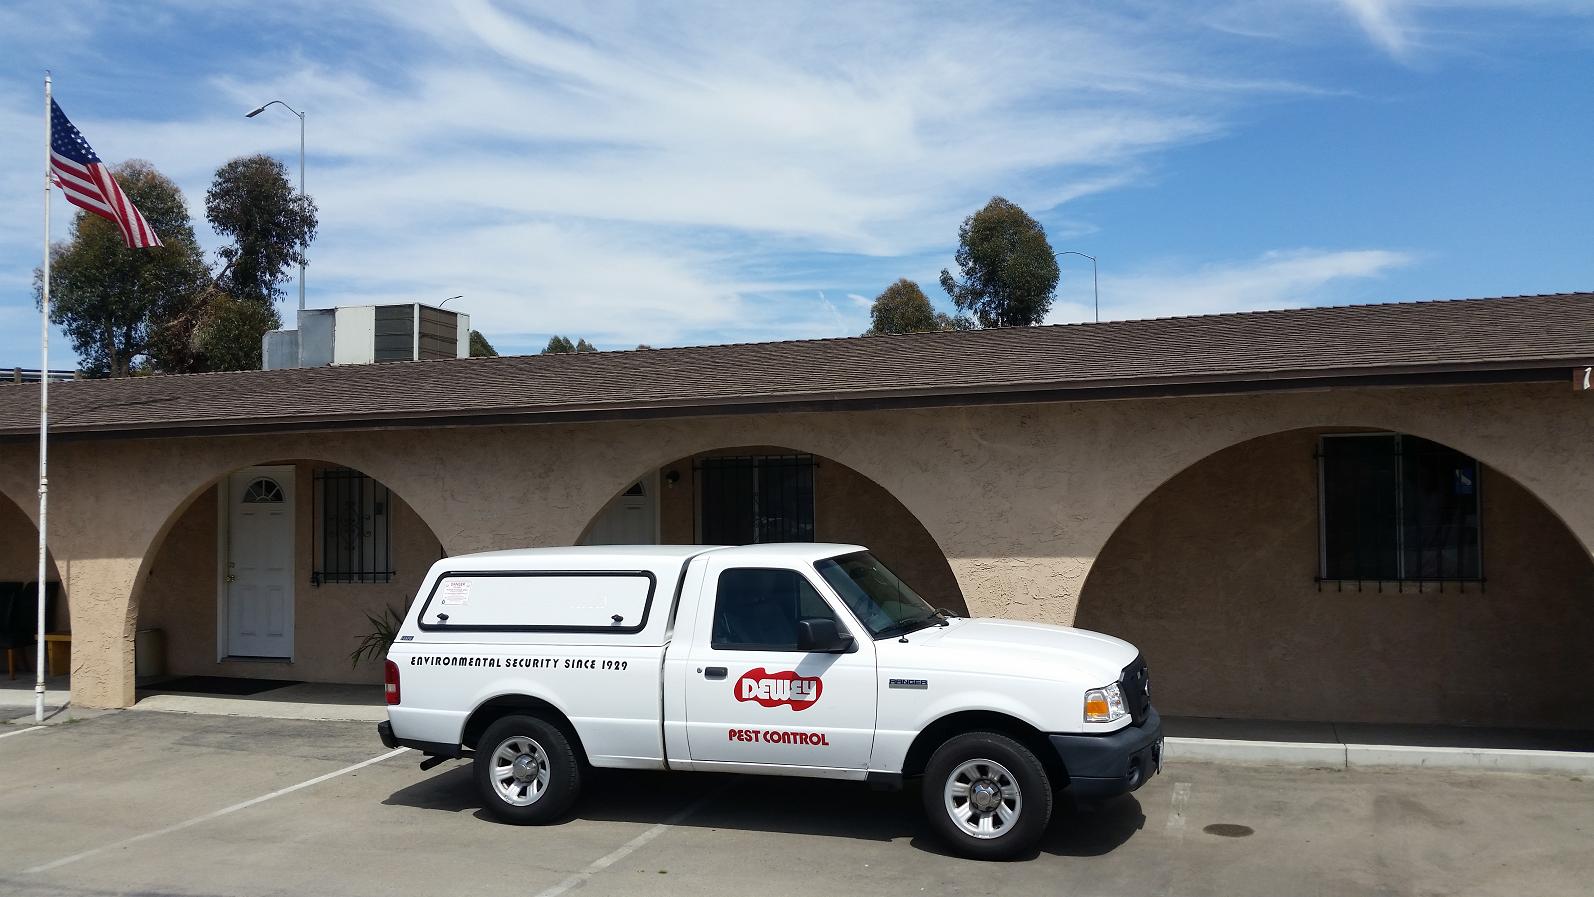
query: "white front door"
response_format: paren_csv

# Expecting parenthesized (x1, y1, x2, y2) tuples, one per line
(225, 467, 295, 659)
(583, 478, 658, 545)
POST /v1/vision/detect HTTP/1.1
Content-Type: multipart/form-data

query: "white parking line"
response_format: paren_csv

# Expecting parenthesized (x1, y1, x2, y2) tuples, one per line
(534, 783, 732, 897)
(0, 726, 46, 740)
(25, 747, 409, 874)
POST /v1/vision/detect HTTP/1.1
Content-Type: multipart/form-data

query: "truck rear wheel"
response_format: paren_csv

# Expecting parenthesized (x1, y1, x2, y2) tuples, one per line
(474, 714, 582, 824)
(922, 731, 1053, 860)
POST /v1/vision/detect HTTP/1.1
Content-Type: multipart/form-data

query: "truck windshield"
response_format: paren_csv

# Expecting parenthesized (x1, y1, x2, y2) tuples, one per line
(814, 551, 943, 639)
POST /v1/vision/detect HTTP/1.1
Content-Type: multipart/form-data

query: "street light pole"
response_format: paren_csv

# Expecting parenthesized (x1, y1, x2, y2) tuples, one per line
(1055, 250, 1099, 323)
(246, 99, 306, 311)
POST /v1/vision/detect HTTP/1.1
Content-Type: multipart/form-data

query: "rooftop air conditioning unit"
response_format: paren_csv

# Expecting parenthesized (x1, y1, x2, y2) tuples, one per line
(263, 303, 470, 370)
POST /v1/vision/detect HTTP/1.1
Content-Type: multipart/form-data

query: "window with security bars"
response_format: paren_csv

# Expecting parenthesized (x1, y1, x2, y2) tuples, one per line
(313, 468, 394, 584)
(1319, 434, 1481, 582)
(697, 455, 815, 544)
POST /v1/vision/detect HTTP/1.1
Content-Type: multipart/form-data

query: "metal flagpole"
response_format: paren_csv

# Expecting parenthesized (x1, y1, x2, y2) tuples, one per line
(37, 71, 52, 723)
(298, 108, 305, 311)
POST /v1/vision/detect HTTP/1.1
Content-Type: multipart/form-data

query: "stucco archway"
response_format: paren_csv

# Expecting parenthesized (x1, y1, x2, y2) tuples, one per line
(575, 444, 967, 613)
(0, 475, 62, 586)
(539, 416, 965, 561)
(129, 457, 446, 692)
(38, 431, 462, 707)
(1075, 426, 1594, 729)
(1062, 388, 1594, 572)
(0, 485, 67, 682)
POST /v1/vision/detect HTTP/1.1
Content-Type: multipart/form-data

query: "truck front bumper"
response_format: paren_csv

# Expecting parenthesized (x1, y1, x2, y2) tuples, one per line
(1048, 707, 1163, 800)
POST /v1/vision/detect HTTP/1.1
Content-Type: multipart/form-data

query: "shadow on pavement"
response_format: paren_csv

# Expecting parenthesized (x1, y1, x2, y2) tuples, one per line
(383, 764, 1145, 858)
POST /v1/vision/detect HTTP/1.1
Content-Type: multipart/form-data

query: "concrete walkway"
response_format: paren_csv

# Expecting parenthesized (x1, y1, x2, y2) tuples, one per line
(1164, 716, 1594, 775)
(1, 677, 385, 724)
(0, 675, 71, 723)
(130, 682, 387, 722)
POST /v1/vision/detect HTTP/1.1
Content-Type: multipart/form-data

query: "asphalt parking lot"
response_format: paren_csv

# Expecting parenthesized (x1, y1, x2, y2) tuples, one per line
(2, 711, 1591, 897)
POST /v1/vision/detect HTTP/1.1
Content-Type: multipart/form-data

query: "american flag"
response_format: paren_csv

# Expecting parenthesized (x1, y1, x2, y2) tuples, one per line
(49, 99, 162, 249)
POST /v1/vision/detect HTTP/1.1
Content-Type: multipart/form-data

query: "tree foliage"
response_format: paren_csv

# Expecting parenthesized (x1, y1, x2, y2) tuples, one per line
(867, 279, 935, 334)
(541, 336, 596, 354)
(192, 294, 281, 372)
(42, 155, 316, 376)
(38, 161, 210, 377)
(938, 196, 1059, 328)
(206, 154, 318, 305)
(469, 330, 498, 357)
(864, 278, 970, 334)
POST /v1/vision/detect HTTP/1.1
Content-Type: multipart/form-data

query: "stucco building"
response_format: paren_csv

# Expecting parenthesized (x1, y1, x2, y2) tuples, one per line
(2, 292, 1591, 731)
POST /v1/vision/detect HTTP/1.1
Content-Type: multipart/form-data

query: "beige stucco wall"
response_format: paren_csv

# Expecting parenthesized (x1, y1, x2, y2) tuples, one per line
(2, 378, 1592, 713)
(136, 462, 442, 685)
(1076, 430, 1594, 729)
(648, 448, 966, 612)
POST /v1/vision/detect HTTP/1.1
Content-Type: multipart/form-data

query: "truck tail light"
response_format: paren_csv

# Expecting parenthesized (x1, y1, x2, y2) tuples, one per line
(384, 659, 401, 705)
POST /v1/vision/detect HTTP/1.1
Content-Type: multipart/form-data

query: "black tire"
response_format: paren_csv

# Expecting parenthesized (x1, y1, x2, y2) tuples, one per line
(474, 714, 582, 824)
(921, 731, 1053, 860)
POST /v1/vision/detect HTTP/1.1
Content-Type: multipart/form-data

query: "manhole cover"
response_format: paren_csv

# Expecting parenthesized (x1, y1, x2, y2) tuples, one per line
(1202, 823, 1255, 838)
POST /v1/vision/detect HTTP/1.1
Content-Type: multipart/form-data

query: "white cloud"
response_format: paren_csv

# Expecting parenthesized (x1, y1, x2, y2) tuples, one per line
(1339, 0, 1418, 60)
(1048, 248, 1417, 324)
(1200, 0, 1594, 65)
(1326, 0, 1594, 63)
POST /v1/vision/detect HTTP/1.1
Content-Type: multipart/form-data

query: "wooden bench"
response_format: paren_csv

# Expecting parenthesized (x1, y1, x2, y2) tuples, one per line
(0, 582, 60, 679)
(44, 632, 70, 677)
(5, 634, 71, 679)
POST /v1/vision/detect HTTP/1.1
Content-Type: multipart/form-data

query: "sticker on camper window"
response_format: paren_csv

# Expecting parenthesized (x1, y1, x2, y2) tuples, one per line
(420, 572, 655, 631)
(439, 579, 472, 606)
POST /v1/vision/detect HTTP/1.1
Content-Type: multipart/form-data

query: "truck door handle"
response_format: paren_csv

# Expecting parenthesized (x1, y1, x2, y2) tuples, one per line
(704, 667, 727, 680)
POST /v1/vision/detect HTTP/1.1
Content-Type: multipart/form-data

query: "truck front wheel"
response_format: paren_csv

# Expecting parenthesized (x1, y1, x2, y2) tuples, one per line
(474, 714, 582, 824)
(922, 731, 1053, 860)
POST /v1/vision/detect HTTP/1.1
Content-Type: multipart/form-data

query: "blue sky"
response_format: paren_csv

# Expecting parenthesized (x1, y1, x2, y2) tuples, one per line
(1, 1, 1591, 364)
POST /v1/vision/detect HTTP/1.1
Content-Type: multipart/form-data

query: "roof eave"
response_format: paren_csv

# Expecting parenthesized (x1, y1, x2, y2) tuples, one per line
(1, 359, 1578, 444)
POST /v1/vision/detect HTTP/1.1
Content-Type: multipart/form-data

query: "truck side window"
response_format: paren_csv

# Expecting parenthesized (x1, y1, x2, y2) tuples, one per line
(712, 568, 837, 651)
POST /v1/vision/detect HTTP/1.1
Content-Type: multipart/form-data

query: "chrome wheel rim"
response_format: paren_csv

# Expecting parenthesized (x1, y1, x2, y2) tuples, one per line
(943, 758, 1022, 839)
(489, 735, 551, 807)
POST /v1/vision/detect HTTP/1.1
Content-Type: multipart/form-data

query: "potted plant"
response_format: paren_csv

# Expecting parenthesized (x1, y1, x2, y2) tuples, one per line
(350, 604, 405, 669)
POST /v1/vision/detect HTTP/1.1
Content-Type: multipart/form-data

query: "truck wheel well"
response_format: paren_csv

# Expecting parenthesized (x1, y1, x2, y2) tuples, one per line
(901, 711, 1065, 785)
(462, 695, 589, 764)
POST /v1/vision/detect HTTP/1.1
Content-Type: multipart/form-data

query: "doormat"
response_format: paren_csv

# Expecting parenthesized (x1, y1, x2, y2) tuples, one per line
(141, 676, 302, 696)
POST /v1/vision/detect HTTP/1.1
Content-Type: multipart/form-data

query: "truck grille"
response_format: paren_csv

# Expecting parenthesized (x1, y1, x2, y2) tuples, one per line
(1120, 655, 1151, 725)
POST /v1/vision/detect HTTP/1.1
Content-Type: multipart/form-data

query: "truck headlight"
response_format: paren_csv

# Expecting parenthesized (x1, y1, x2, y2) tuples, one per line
(1084, 682, 1127, 723)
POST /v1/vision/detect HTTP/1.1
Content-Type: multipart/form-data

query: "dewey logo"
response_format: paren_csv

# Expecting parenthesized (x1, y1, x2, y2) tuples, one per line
(734, 668, 823, 711)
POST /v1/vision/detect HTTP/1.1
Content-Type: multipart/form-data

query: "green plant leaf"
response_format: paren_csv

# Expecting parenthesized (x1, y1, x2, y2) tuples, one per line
(350, 603, 406, 669)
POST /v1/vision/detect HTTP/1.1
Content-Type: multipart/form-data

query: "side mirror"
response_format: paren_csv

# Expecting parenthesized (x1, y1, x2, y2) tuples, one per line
(797, 617, 854, 653)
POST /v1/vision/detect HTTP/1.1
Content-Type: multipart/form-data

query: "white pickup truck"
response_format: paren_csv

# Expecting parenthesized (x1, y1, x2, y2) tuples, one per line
(379, 544, 1161, 859)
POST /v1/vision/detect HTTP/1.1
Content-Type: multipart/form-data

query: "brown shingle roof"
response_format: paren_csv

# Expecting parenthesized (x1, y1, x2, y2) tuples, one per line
(2, 292, 1590, 440)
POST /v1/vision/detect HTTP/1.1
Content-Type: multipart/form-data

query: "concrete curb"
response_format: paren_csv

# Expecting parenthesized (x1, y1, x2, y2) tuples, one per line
(1166, 736, 1594, 776)
(1165, 737, 1346, 768)
(1345, 744, 1594, 775)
